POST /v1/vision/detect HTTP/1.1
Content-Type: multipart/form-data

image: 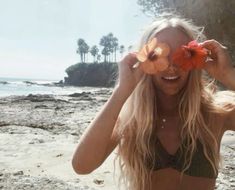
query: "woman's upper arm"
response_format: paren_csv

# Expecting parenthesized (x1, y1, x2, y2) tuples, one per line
(224, 108, 235, 131)
(215, 91, 235, 132)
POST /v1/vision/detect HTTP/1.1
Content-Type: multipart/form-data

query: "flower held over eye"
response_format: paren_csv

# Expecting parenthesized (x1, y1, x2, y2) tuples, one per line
(136, 38, 170, 74)
(172, 40, 208, 71)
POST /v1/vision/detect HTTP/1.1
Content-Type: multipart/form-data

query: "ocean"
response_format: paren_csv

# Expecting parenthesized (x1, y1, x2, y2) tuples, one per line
(0, 77, 101, 97)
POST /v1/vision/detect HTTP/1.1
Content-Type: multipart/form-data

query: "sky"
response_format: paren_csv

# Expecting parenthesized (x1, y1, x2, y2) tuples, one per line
(0, 0, 153, 80)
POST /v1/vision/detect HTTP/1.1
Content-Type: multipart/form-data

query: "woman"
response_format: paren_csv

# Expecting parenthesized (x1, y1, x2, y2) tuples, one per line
(72, 16, 235, 190)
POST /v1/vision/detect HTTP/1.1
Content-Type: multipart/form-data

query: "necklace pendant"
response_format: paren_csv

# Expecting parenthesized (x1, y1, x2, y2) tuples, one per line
(161, 118, 166, 129)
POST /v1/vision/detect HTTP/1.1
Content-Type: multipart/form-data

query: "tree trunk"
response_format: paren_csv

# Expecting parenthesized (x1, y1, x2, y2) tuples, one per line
(114, 48, 117, 62)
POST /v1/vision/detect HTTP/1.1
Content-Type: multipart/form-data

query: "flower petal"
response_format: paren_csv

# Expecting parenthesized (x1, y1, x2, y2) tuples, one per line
(136, 47, 148, 62)
(154, 43, 170, 57)
(140, 60, 157, 74)
(172, 40, 208, 71)
(136, 38, 158, 63)
(147, 38, 158, 53)
(172, 48, 192, 71)
(154, 57, 169, 71)
(188, 40, 198, 47)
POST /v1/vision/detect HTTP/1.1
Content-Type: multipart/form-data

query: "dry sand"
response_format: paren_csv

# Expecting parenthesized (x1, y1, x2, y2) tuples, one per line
(0, 89, 234, 189)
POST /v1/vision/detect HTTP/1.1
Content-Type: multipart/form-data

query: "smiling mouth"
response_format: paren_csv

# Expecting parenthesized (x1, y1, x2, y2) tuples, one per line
(161, 76, 180, 81)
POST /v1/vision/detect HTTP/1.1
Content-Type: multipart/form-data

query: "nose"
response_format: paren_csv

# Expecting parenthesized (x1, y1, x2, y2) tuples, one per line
(166, 58, 179, 72)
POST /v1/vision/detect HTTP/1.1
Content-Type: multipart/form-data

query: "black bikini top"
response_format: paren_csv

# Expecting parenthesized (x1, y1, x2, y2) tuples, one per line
(149, 137, 218, 178)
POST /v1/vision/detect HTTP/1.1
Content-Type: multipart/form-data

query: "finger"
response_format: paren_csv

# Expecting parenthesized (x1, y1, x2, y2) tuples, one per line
(133, 65, 144, 79)
(200, 39, 220, 48)
(200, 40, 227, 53)
(119, 53, 139, 72)
(125, 53, 139, 68)
(204, 59, 216, 66)
(119, 53, 135, 64)
(130, 52, 138, 56)
(207, 51, 217, 61)
(124, 52, 144, 78)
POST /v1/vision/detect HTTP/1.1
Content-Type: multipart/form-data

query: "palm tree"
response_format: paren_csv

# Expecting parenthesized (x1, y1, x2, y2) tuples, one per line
(112, 37, 119, 62)
(119, 45, 125, 58)
(77, 39, 89, 63)
(107, 33, 114, 62)
(100, 33, 120, 63)
(128, 45, 133, 52)
(90, 45, 99, 62)
(97, 54, 101, 63)
(101, 46, 109, 62)
(100, 35, 111, 62)
(83, 43, 89, 62)
(77, 38, 86, 63)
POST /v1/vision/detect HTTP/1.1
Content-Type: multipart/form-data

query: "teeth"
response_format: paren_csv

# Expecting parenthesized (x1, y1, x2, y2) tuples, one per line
(163, 76, 179, 80)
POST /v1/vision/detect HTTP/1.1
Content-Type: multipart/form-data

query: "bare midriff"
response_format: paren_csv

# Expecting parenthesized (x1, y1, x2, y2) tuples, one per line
(150, 168, 216, 190)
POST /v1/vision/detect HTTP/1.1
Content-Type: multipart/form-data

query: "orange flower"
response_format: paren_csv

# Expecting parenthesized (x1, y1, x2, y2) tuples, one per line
(172, 40, 208, 71)
(136, 38, 170, 74)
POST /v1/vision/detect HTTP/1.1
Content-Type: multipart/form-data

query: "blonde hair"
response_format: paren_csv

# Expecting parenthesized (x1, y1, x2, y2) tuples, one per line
(114, 15, 235, 190)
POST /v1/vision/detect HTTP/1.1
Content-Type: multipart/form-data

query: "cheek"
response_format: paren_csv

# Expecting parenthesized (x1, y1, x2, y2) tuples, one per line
(151, 75, 162, 88)
(180, 71, 190, 85)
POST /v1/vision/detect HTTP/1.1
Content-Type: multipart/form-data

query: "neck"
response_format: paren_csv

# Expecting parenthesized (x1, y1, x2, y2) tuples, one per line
(156, 92, 179, 117)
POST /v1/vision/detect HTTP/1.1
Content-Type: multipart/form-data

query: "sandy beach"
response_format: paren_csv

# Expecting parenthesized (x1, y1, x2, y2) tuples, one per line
(0, 89, 234, 190)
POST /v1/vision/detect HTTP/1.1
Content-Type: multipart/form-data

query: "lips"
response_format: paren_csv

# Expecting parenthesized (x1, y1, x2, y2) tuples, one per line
(161, 76, 180, 81)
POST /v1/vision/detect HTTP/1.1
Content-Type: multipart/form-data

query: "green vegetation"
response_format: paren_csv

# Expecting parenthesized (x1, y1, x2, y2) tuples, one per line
(75, 33, 125, 64)
(65, 62, 118, 87)
(65, 32, 123, 87)
(137, 0, 235, 62)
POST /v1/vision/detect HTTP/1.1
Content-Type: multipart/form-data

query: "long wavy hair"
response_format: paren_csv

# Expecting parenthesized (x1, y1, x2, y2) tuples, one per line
(114, 15, 235, 190)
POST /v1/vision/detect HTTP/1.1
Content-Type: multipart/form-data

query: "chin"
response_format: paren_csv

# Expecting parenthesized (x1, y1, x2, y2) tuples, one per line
(162, 90, 180, 96)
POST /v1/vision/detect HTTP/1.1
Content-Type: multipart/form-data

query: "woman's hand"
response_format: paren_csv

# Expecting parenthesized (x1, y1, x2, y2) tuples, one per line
(116, 53, 144, 98)
(201, 40, 235, 88)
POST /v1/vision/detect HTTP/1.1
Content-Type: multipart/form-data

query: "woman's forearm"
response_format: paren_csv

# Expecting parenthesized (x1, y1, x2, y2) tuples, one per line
(72, 87, 128, 174)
